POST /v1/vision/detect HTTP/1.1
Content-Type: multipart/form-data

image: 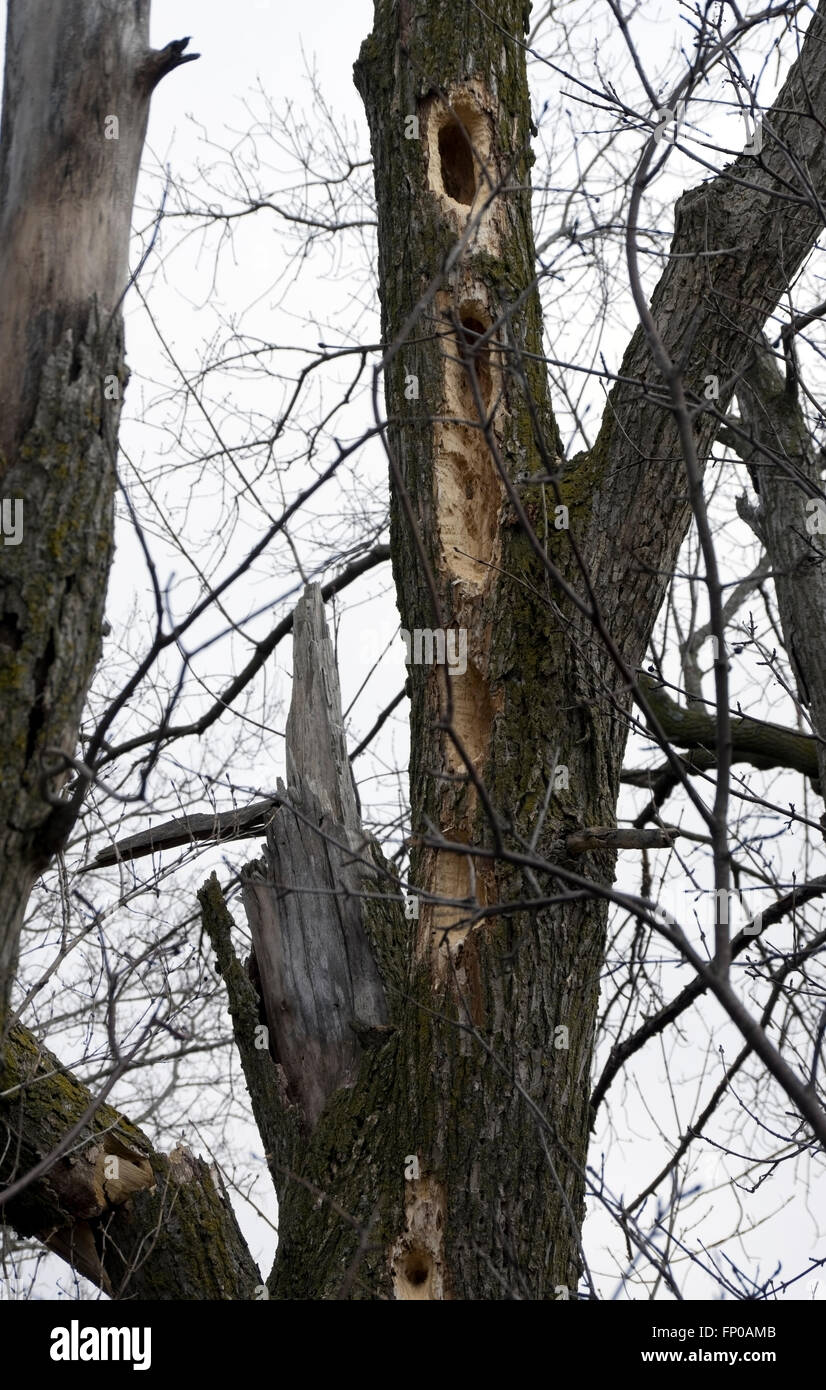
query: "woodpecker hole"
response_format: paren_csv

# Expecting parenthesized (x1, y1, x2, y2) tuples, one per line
(432, 99, 488, 208)
(401, 1248, 433, 1294)
(458, 314, 492, 410)
(439, 118, 476, 205)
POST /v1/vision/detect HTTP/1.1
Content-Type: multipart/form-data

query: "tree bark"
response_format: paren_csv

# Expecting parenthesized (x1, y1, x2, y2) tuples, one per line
(0, 0, 197, 1023)
(576, 0, 826, 701)
(353, 0, 604, 1299)
(0, 1023, 259, 1299)
(202, 585, 408, 1300)
(240, 586, 390, 1129)
(214, 0, 826, 1303)
(346, 0, 826, 1298)
(637, 672, 820, 782)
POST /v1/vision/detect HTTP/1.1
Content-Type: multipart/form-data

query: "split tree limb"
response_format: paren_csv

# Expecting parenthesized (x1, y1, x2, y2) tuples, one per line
(89, 799, 279, 869)
(0, 1024, 259, 1299)
(566, 826, 678, 854)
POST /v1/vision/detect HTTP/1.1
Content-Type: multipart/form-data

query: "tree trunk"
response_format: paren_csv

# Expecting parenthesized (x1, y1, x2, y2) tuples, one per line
(352, 0, 606, 1298)
(736, 338, 826, 793)
(204, 0, 826, 1303)
(0, 0, 197, 1023)
(196, 0, 611, 1294)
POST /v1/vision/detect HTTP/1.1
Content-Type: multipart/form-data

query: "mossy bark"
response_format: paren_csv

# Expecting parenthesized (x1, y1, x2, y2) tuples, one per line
(11, 0, 826, 1302)
(0, 1023, 259, 1299)
(193, 0, 607, 1302)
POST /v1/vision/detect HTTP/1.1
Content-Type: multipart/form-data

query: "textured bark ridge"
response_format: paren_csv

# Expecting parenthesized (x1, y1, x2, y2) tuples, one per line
(9, 1, 826, 1302)
(348, 0, 826, 1299)
(0, 314, 123, 1018)
(0, 1, 198, 1021)
(0, 1024, 259, 1299)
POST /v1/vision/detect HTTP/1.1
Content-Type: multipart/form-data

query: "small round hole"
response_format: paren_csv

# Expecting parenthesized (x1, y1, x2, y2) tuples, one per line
(403, 1250, 431, 1286)
(459, 315, 492, 409)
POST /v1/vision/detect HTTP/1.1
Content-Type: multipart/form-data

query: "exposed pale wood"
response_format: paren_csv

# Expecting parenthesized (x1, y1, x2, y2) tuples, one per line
(198, 874, 298, 1173)
(354, 0, 600, 1297)
(11, 0, 826, 1304)
(344, 0, 826, 1299)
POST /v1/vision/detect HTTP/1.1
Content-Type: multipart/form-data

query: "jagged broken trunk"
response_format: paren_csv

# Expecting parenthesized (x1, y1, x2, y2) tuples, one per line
(241, 589, 390, 1127)
(217, 0, 826, 1303)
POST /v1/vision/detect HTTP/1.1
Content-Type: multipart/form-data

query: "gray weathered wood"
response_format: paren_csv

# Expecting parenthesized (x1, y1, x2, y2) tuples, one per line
(241, 585, 388, 1128)
(90, 798, 278, 868)
(285, 585, 362, 842)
